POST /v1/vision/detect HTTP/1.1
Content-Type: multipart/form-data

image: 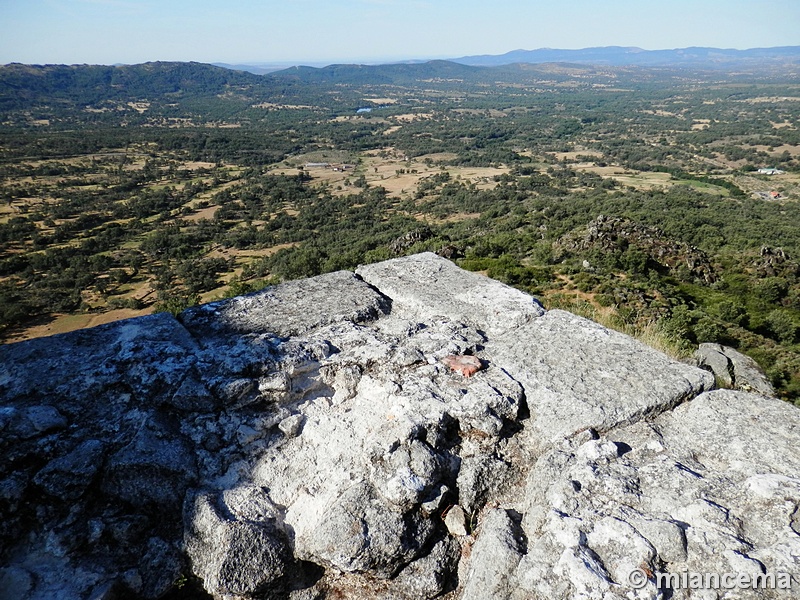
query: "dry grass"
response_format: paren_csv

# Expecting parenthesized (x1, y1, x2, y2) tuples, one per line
(391, 113, 432, 123)
(4, 307, 152, 343)
(295, 148, 508, 199)
(570, 164, 674, 191)
(543, 293, 688, 360)
(554, 150, 604, 161)
(182, 204, 219, 222)
(740, 96, 800, 104)
(382, 125, 403, 135)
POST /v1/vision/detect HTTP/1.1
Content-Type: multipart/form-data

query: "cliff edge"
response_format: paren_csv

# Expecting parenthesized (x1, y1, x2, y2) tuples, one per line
(1, 253, 797, 599)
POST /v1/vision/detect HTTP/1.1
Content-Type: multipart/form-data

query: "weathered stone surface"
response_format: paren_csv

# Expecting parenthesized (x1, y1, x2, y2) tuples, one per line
(444, 505, 469, 537)
(461, 509, 524, 599)
(356, 252, 545, 336)
(499, 389, 800, 599)
(456, 455, 510, 515)
(391, 537, 460, 599)
(695, 342, 775, 395)
(33, 439, 105, 500)
(185, 491, 290, 597)
(0, 566, 33, 600)
(180, 269, 390, 338)
(104, 418, 198, 509)
(490, 309, 715, 445)
(296, 481, 436, 578)
(0, 312, 200, 406)
(1, 253, 797, 600)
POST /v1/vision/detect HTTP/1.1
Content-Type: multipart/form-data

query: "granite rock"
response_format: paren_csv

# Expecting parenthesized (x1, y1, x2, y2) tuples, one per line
(0, 253, 796, 600)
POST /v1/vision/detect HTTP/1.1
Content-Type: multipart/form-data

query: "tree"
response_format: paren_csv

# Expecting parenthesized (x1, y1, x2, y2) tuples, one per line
(767, 310, 797, 344)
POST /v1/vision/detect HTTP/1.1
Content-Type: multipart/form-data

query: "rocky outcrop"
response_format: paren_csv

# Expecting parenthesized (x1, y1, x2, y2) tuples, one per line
(694, 342, 775, 395)
(755, 246, 799, 279)
(1, 252, 797, 599)
(559, 215, 717, 283)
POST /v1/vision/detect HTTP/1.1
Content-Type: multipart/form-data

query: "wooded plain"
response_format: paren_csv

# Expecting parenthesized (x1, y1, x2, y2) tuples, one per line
(2, 59, 800, 400)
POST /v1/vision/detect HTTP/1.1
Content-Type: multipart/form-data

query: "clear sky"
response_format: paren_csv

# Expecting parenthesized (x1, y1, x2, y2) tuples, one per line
(1, 0, 798, 66)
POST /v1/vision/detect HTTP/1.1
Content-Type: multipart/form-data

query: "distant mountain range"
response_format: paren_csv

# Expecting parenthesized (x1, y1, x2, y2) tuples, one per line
(212, 62, 330, 75)
(3, 45, 800, 115)
(452, 46, 800, 68)
(216, 46, 800, 75)
(269, 60, 486, 84)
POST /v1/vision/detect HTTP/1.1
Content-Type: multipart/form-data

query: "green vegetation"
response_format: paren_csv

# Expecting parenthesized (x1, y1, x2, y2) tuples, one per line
(2, 60, 800, 401)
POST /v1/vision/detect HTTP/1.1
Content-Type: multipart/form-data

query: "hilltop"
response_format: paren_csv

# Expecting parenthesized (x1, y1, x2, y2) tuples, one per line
(1, 253, 797, 599)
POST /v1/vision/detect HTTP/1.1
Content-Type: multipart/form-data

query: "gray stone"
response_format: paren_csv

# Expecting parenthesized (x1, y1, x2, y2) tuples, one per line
(621, 512, 687, 563)
(168, 371, 217, 412)
(461, 509, 524, 599)
(0, 312, 200, 408)
(694, 342, 734, 387)
(391, 537, 460, 599)
(372, 439, 444, 510)
(180, 269, 390, 338)
(444, 505, 469, 536)
(0, 471, 28, 515)
(507, 389, 800, 599)
(185, 492, 290, 597)
(33, 439, 105, 500)
(138, 537, 184, 599)
(0, 566, 33, 600)
(104, 420, 197, 509)
(21, 405, 68, 437)
(278, 414, 305, 438)
(457, 455, 510, 515)
(357, 252, 545, 337)
(695, 342, 775, 395)
(656, 388, 800, 477)
(296, 482, 436, 578)
(490, 309, 715, 445)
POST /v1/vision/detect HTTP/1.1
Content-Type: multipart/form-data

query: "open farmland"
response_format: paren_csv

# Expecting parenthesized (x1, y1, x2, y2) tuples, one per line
(3, 60, 800, 399)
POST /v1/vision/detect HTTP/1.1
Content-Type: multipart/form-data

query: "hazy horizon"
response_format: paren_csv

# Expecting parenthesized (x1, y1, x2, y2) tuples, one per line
(1, 0, 798, 67)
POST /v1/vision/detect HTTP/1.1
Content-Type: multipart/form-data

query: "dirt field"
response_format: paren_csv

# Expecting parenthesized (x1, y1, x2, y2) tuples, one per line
(285, 148, 509, 199)
(4, 307, 152, 343)
(567, 162, 675, 190)
(553, 150, 604, 161)
(182, 204, 220, 222)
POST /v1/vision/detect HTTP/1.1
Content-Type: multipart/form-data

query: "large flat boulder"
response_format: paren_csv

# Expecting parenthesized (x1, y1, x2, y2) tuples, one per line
(489, 309, 715, 444)
(181, 269, 390, 339)
(356, 252, 545, 337)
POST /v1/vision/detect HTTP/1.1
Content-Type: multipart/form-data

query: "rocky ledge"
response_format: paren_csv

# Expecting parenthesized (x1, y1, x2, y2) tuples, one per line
(1, 253, 798, 599)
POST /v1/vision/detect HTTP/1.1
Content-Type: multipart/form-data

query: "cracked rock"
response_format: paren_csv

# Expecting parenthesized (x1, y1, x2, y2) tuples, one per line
(0, 253, 796, 600)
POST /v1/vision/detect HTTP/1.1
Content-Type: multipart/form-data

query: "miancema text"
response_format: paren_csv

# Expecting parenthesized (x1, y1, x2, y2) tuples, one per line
(656, 571, 793, 590)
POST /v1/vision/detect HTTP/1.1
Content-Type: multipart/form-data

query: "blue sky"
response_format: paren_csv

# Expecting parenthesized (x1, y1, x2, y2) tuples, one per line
(1, 0, 798, 66)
